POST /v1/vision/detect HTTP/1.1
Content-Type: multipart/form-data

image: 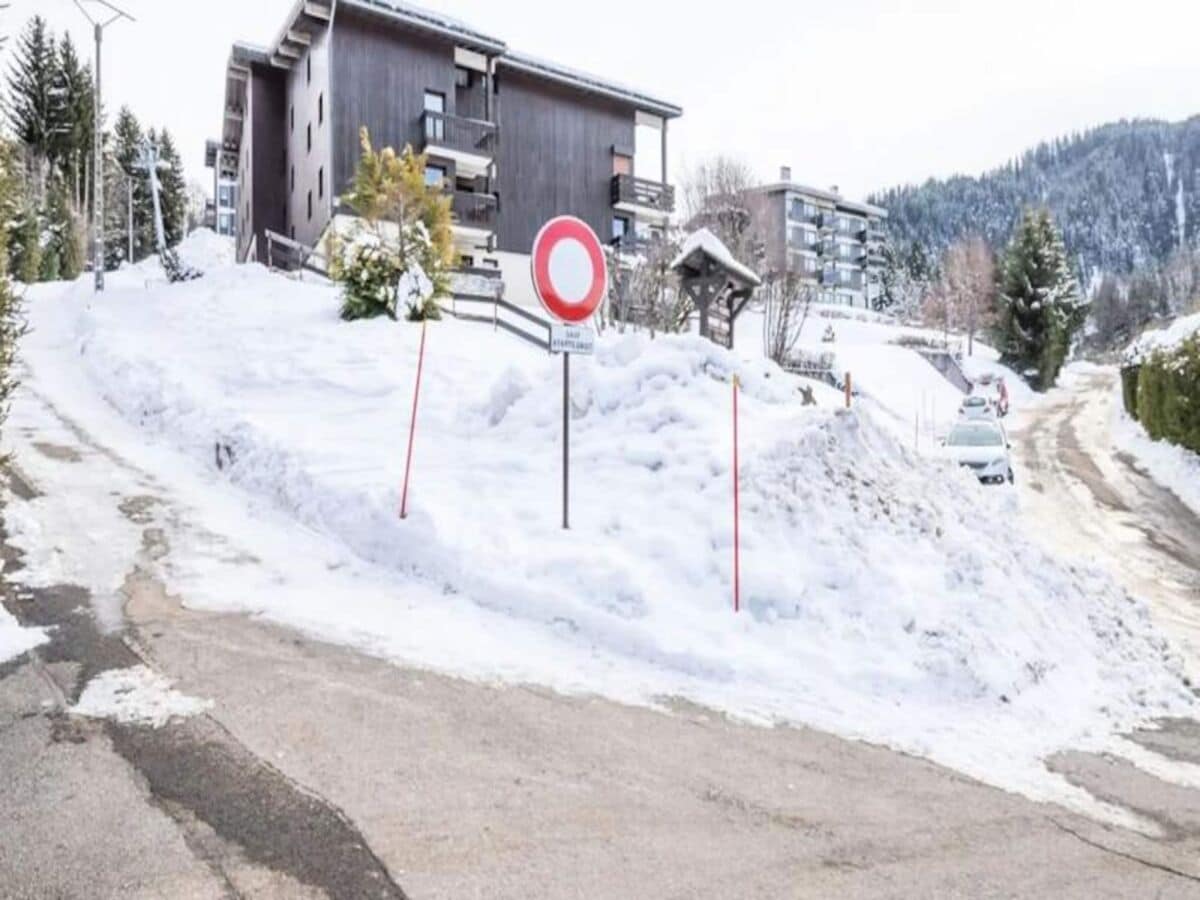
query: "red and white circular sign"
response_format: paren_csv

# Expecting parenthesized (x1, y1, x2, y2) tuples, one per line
(530, 216, 608, 324)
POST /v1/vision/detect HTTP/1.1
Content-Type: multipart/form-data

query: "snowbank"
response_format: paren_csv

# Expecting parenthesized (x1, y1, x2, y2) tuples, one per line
(10, 232, 1195, 810)
(1113, 396, 1200, 518)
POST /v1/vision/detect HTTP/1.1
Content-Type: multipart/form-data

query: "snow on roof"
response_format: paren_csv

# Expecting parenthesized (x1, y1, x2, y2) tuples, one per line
(1126, 310, 1200, 364)
(500, 51, 683, 119)
(341, 0, 507, 52)
(671, 229, 762, 287)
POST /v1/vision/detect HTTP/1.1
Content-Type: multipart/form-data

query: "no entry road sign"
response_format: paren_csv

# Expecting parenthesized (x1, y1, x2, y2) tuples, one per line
(530, 216, 607, 532)
(531, 216, 608, 324)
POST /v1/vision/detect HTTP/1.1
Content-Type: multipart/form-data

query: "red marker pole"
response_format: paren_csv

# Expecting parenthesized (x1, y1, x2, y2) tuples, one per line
(399, 319, 428, 520)
(733, 375, 741, 615)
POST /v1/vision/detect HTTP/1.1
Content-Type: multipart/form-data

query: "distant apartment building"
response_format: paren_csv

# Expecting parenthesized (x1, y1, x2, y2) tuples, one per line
(204, 139, 239, 238)
(220, 0, 681, 304)
(750, 168, 888, 309)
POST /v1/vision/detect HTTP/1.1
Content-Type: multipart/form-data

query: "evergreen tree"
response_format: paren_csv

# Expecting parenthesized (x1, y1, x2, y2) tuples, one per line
(53, 34, 95, 215)
(42, 173, 82, 281)
(108, 107, 153, 265)
(996, 208, 1085, 390)
(157, 129, 187, 247)
(0, 138, 26, 447)
(5, 16, 63, 196)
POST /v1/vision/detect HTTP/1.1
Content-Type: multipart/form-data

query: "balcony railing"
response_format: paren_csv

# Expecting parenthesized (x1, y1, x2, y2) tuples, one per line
(611, 174, 676, 214)
(422, 111, 498, 158)
(449, 190, 498, 230)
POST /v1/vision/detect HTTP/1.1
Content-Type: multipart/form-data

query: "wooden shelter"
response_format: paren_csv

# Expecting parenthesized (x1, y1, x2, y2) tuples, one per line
(671, 229, 761, 349)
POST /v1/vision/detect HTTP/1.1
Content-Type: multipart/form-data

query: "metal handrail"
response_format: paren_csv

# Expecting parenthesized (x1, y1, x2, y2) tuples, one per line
(422, 110, 498, 155)
(441, 293, 552, 352)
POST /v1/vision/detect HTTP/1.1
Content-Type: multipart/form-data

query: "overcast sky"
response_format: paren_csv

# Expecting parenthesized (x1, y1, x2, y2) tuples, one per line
(21, 0, 1200, 200)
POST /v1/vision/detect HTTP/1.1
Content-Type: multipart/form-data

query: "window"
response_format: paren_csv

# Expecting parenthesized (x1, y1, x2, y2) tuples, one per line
(290, 166, 295, 193)
(307, 191, 313, 221)
(290, 225, 295, 240)
(290, 105, 294, 133)
(459, 254, 475, 268)
(612, 153, 633, 177)
(307, 124, 312, 153)
(424, 91, 446, 141)
(611, 216, 631, 242)
(481, 258, 499, 269)
(455, 66, 471, 89)
(424, 165, 447, 189)
(319, 93, 324, 125)
(306, 54, 311, 85)
(318, 167, 324, 199)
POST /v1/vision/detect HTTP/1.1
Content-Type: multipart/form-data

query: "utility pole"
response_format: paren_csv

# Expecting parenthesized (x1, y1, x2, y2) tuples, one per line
(127, 174, 134, 264)
(73, 0, 135, 293)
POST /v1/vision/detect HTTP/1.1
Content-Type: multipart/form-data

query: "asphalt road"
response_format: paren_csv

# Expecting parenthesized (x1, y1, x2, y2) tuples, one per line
(1012, 367, 1200, 685)
(3, 378, 1200, 898)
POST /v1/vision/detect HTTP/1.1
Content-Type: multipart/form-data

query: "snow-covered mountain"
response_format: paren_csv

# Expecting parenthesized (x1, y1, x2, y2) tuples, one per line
(874, 117, 1200, 276)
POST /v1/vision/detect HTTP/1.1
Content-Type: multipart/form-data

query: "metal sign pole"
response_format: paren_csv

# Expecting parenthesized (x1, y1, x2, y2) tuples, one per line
(562, 352, 570, 531)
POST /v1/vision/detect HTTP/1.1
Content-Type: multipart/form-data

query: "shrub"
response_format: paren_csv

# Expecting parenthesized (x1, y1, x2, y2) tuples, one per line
(1137, 336, 1200, 453)
(1121, 365, 1140, 419)
(332, 128, 453, 322)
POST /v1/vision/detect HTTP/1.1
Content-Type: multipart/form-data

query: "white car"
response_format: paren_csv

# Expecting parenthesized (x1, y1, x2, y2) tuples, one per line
(942, 420, 1014, 485)
(959, 395, 996, 421)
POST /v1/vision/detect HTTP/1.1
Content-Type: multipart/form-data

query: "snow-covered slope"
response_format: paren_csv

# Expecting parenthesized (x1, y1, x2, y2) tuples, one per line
(9, 232, 1195, 814)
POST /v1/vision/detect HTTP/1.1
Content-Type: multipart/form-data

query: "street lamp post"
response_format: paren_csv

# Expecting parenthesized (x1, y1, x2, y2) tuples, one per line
(73, 0, 134, 293)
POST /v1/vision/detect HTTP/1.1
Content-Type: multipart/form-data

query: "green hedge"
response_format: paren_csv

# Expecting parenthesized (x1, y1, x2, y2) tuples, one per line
(1121, 365, 1140, 420)
(1136, 335, 1200, 454)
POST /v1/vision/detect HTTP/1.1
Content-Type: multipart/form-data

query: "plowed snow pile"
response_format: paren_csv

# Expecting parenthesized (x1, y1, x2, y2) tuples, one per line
(15, 232, 1196, 809)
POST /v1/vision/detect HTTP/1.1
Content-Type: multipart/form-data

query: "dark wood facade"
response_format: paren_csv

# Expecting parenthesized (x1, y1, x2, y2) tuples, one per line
(227, 0, 680, 274)
(240, 65, 287, 264)
(330, 8, 472, 198)
(493, 69, 635, 254)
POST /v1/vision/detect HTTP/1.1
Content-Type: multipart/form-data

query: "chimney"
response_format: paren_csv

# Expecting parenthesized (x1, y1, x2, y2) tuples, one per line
(830, 185, 840, 196)
(780, 166, 792, 182)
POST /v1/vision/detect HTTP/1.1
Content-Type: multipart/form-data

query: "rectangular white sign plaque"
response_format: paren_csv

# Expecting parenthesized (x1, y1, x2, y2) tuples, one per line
(550, 325, 596, 356)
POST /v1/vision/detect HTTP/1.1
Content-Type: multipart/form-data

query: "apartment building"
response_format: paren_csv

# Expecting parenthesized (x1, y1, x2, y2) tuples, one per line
(220, 0, 682, 304)
(750, 169, 888, 309)
(203, 139, 239, 238)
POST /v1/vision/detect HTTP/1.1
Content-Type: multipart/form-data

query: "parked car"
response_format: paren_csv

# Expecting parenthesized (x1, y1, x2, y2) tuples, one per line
(966, 376, 1011, 418)
(959, 395, 996, 420)
(942, 421, 1014, 485)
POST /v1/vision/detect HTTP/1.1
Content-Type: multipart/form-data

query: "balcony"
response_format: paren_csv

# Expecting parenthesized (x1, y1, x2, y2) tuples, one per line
(449, 190, 498, 232)
(421, 111, 498, 174)
(611, 174, 676, 220)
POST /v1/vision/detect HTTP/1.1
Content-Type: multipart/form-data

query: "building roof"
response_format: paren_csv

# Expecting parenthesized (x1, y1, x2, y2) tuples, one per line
(500, 51, 683, 120)
(755, 181, 888, 219)
(671, 229, 762, 288)
(339, 0, 506, 54)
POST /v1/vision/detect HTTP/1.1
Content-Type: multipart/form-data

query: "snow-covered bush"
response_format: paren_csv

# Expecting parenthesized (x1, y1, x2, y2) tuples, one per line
(1135, 335, 1200, 454)
(331, 128, 453, 322)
